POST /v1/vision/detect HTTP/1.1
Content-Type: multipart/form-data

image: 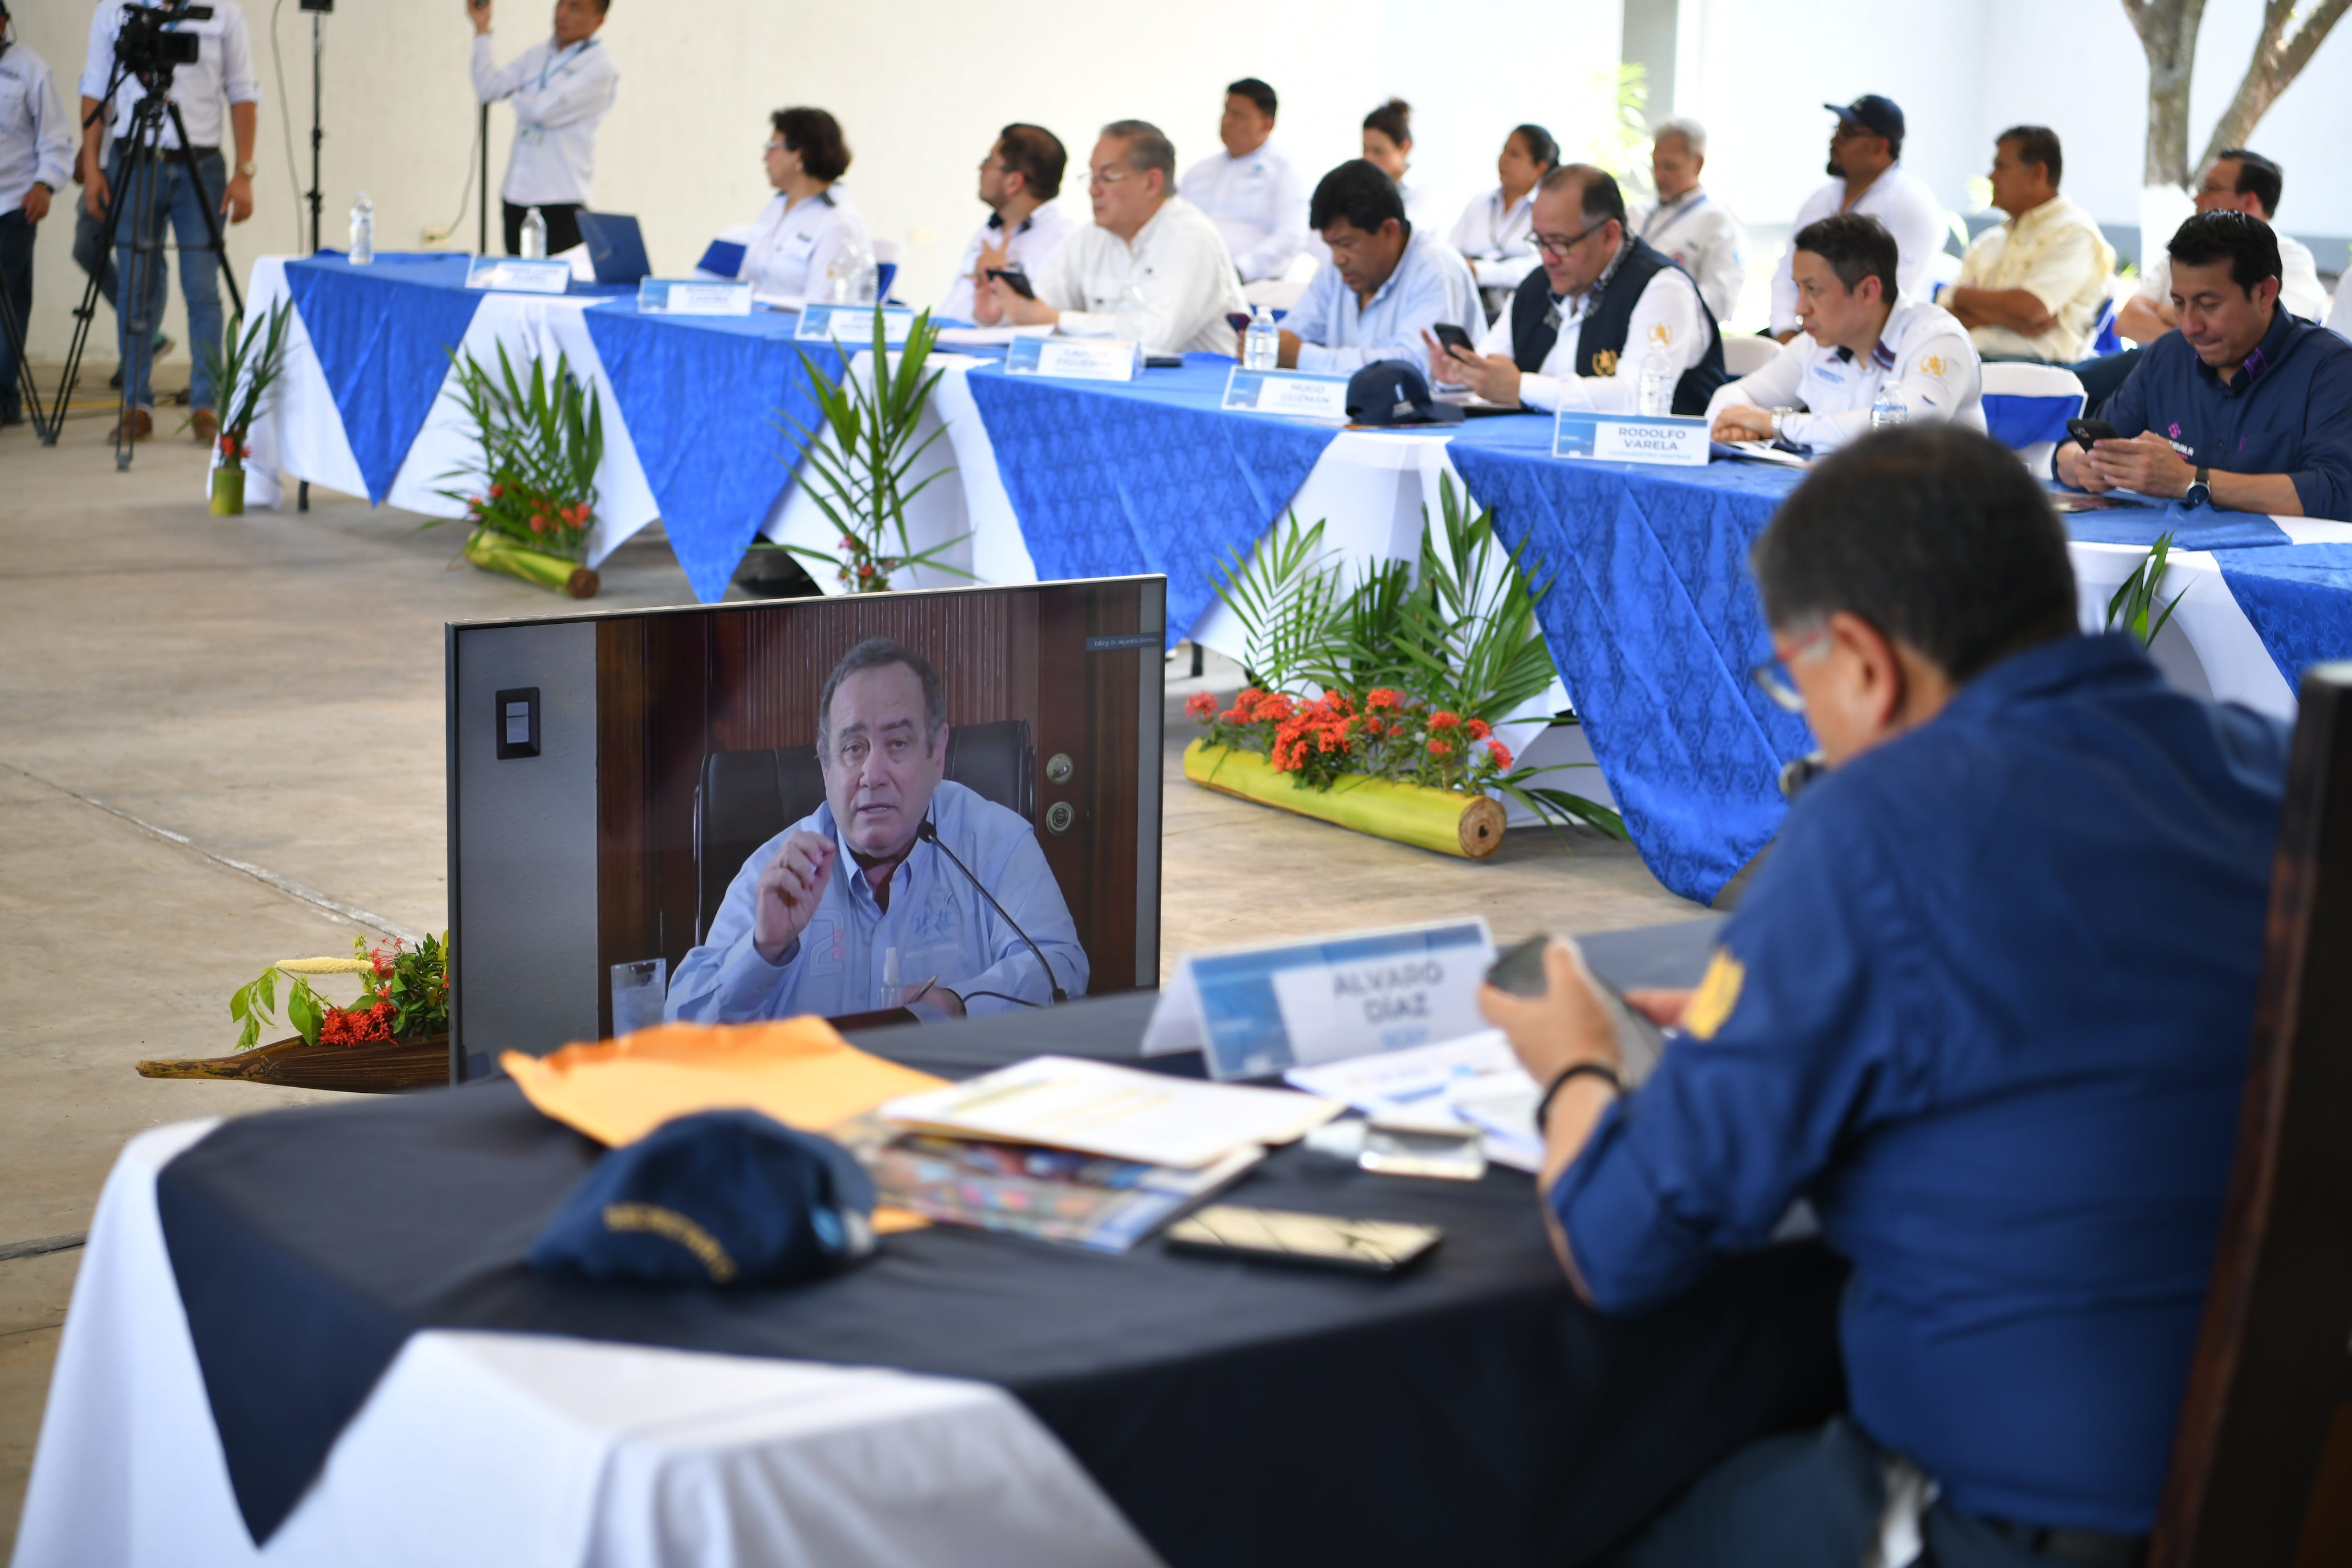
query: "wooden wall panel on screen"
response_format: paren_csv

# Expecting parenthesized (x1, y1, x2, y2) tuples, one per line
(593, 618, 648, 1039)
(1033, 582, 1145, 995)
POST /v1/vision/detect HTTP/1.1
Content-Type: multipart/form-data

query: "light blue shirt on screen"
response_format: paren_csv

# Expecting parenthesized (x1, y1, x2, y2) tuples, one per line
(1283, 226, 1483, 375)
(665, 780, 1089, 1023)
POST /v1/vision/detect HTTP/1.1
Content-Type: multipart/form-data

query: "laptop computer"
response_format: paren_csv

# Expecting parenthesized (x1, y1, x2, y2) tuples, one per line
(576, 212, 652, 285)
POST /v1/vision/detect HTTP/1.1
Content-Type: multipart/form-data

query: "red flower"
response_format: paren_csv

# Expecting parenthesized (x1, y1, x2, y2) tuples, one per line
(1185, 692, 1218, 720)
(1428, 710, 1461, 731)
(1487, 740, 1514, 771)
(1427, 738, 1451, 757)
(489, 482, 505, 499)
(1366, 688, 1402, 710)
(529, 516, 546, 533)
(1465, 718, 1492, 740)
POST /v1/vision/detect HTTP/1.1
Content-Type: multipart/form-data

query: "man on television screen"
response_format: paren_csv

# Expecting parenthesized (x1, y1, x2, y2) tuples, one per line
(667, 638, 1087, 1024)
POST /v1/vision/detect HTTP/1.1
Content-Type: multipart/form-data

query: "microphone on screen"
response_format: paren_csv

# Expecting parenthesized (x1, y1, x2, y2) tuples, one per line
(916, 816, 1069, 1004)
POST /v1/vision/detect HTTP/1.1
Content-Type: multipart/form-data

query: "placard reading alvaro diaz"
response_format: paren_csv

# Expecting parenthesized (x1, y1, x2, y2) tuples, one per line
(1270, 933, 1493, 1063)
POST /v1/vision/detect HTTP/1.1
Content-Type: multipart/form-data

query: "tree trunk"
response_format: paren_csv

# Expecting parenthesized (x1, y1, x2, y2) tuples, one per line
(2123, 0, 2208, 190)
(2196, 0, 2352, 174)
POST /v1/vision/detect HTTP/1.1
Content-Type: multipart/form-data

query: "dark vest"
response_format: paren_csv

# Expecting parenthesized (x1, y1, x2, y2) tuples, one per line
(1508, 237, 1728, 415)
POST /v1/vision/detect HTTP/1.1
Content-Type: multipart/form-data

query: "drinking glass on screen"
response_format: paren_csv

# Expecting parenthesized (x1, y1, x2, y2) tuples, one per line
(610, 958, 668, 1036)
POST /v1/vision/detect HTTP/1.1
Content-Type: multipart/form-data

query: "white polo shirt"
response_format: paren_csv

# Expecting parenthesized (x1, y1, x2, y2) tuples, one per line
(1631, 187, 1749, 325)
(2135, 232, 2328, 325)
(1707, 299, 1986, 454)
(738, 186, 870, 305)
(1178, 140, 1307, 283)
(81, 0, 258, 152)
(938, 198, 1077, 321)
(1032, 195, 1249, 357)
(1449, 185, 1540, 291)
(1462, 245, 1712, 414)
(1770, 163, 1947, 336)
(470, 32, 618, 208)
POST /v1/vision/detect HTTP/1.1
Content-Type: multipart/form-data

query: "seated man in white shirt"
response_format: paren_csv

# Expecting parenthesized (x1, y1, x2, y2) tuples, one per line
(2118, 151, 2327, 344)
(1771, 96, 1946, 344)
(1946, 126, 2114, 364)
(977, 119, 1248, 357)
(1178, 79, 1305, 286)
(1709, 213, 1984, 455)
(1629, 117, 1748, 326)
(738, 107, 869, 305)
(1265, 160, 1480, 373)
(939, 123, 1074, 322)
(1424, 164, 1725, 415)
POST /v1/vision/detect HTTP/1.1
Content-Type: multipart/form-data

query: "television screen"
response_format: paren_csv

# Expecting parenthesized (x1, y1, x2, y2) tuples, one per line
(446, 577, 1166, 1078)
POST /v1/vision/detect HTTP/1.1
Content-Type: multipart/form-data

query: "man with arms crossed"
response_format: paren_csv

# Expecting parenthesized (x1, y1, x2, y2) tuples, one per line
(1484, 424, 2288, 1565)
(668, 639, 1087, 1024)
(1178, 77, 1305, 287)
(2059, 211, 2352, 521)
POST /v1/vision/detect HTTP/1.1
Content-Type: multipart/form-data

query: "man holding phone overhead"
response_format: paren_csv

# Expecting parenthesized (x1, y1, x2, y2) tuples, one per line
(1479, 424, 2288, 1566)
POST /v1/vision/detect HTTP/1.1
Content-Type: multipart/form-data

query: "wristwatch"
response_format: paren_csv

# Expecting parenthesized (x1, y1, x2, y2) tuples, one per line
(2184, 466, 2211, 509)
(1769, 406, 1792, 443)
(236, 160, 258, 179)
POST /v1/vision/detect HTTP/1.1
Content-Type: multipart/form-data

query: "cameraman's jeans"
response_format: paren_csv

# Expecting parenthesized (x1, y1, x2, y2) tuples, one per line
(0, 211, 34, 420)
(111, 149, 224, 412)
(75, 197, 122, 309)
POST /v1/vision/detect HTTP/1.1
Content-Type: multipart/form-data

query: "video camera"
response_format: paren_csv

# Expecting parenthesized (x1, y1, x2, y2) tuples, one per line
(115, 0, 212, 76)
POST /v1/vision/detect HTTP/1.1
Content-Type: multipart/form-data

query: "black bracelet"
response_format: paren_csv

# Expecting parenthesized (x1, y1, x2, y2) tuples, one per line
(1534, 1061, 1624, 1133)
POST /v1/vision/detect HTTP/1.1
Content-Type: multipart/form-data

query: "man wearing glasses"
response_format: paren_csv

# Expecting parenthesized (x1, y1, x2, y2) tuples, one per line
(1480, 424, 2288, 1566)
(975, 118, 1247, 356)
(1769, 97, 1944, 344)
(1424, 163, 1724, 415)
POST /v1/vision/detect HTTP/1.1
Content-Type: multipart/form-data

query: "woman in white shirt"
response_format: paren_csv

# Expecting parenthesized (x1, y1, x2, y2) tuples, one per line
(1450, 123, 1558, 307)
(1360, 99, 1445, 236)
(739, 107, 869, 305)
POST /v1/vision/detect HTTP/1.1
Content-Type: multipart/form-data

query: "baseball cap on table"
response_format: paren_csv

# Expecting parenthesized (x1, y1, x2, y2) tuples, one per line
(1345, 360, 1464, 426)
(1826, 95, 1905, 145)
(529, 1109, 877, 1288)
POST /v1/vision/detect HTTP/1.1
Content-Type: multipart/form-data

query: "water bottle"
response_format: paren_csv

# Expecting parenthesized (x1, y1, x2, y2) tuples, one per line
(1637, 346, 1673, 417)
(1870, 381, 1909, 430)
(520, 206, 547, 259)
(880, 946, 903, 1010)
(348, 191, 374, 265)
(827, 236, 879, 305)
(1244, 305, 1279, 371)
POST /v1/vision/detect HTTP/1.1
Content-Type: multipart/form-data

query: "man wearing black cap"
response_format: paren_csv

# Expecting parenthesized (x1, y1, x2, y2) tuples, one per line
(1770, 96, 1945, 344)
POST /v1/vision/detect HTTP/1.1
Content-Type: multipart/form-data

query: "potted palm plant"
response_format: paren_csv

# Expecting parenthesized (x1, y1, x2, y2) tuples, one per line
(435, 343, 605, 598)
(193, 301, 293, 516)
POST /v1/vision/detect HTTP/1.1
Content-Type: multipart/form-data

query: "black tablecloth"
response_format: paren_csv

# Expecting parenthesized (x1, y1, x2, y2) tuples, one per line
(157, 916, 1848, 1565)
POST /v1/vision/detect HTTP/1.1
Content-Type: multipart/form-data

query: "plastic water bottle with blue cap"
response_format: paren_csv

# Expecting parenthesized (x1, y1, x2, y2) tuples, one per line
(520, 206, 548, 259)
(348, 191, 374, 266)
(1871, 380, 1909, 430)
(1638, 346, 1673, 416)
(1244, 305, 1279, 371)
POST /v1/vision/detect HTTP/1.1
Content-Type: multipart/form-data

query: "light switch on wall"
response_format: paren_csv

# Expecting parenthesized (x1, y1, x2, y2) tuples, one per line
(495, 687, 540, 759)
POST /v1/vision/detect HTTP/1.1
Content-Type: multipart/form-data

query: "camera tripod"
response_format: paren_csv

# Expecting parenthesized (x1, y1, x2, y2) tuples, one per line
(38, 46, 244, 467)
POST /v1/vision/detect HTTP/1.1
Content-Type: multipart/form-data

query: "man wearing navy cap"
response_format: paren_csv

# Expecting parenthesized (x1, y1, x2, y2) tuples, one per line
(668, 638, 1088, 1023)
(1770, 96, 1946, 343)
(1483, 424, 2288, 1565)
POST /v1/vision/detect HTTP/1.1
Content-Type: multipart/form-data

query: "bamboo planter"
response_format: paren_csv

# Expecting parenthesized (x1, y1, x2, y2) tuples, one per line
(1183, 740, 1506, 859)
(137, 1033, 449, 1094)
(465, 529, 600, 598)
(209, 467, 246, 516)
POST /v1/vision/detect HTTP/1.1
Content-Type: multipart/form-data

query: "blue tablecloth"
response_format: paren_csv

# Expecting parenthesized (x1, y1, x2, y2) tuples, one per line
(284, 254, 483, 504)
(2217, 544, 2352, 692)
(962, 355, 1342, 648)
(582, 304, 844, 603)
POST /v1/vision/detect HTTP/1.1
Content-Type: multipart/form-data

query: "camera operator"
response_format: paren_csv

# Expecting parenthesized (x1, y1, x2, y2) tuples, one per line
(467, 0, 618, 259)
(77, 0, 259, 445)
(0, 0, 75, 428)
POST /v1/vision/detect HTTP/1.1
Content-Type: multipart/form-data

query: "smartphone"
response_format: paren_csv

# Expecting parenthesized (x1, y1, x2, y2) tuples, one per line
(1225, 311, 1254, 334)
(2067, 416, 2118, 451)
(1145, 354, 1185, 369)
(985, 267, 1036, 300)
(1164, 1205, 1442, 1275)
(1431, 322, 1477, 356)
(1484, 934, 1668, 1083)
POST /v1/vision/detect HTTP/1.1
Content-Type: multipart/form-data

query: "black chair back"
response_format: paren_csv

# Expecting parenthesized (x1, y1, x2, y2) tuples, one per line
(692, 720, 1036, 944)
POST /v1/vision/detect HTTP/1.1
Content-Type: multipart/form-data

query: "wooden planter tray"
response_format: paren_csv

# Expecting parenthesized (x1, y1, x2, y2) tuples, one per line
(1183, 740, 1506, 859)
(137, 1033, 450, 1094)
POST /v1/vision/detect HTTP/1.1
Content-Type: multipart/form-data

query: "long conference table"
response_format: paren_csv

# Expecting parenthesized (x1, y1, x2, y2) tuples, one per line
(229, 254, 2352, 904)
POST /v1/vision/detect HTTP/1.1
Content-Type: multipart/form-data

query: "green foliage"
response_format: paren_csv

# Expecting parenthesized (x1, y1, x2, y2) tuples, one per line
(1582, 63, 1652, 186)
(228, 966, 325, 1051)
(366, 931, 452, 1041)
(434, 343, 605, 561)
(2106, 531, 2186, 646)
(771, 305, 970, 591)
(192, 300, 293, 460)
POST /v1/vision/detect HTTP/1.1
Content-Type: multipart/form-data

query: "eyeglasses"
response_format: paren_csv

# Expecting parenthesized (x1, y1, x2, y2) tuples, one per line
(1088, 164, 1135, 189)
(762, 139, 787, 155)
(1750, 623, 1833, 712)
(1531, 219, 1608, 258)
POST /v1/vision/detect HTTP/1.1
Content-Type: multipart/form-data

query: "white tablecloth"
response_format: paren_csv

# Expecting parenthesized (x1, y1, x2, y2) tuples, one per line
(10, 1122, 1159, 1568)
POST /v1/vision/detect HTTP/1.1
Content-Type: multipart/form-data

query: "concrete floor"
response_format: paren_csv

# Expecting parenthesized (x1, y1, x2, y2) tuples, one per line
(0, 404, 1700, 1552)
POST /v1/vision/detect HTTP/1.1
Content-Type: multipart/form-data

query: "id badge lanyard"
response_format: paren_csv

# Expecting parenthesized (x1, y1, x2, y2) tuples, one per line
(518, 37, 596, 143)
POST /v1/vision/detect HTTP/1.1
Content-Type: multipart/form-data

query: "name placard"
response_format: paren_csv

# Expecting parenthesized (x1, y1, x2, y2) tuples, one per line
(637, 279, 753, 316)
(1222, 365, 1353, 419)
(1554, 410, 1710, 467)
(795, 303, 917, 344)
(1005, 336, 1140, 382)
(464, 257, 572, 294)
(1143, 918, 1496, 1080)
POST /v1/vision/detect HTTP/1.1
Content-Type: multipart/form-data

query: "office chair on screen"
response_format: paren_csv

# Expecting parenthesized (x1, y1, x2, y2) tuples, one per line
(691, 720, 1038, 944)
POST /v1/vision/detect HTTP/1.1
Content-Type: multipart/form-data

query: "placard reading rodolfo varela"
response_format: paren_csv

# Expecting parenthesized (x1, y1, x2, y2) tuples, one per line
(1152, 918, 1496, 1080)
(1553, 409, 1709, 466)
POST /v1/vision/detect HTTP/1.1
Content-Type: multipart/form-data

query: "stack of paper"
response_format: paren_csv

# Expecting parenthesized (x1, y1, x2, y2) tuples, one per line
(1285, 1031, 1545, 1172)
(879, 1056, 1343, 1170)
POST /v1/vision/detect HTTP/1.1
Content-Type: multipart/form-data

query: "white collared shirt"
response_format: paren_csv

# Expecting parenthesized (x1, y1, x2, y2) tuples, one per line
(1284, 227, 1483, 374)
(2329, 273, 2350, 341)
(1706, 299, 1985, 454)
(938, 198, 1077, 321)
(1770, 163, 1948, 336)
(1449, 185, 1540, 291)
(470, 32, 617, 207)
(81, 0, 258, 151)
(0, 42, 73, 211)
(1178, 140, 1306, 283)
(1631, 187, 1749, 325)
(738, 186, 870, 305)
(2135, 232, 2329, 325)
(1953, 194, 2115, 362)
(1032, 195, 1250, 357)
(1465, 248, 1712, 414)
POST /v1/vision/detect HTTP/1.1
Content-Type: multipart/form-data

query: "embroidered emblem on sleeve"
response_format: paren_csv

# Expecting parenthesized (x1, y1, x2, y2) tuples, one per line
(1647, 321, 1675, 348)
(1591, 348, 1619, 377)
(1918, 354, 1946, 378)
(1680, 949, 1747, 1042)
